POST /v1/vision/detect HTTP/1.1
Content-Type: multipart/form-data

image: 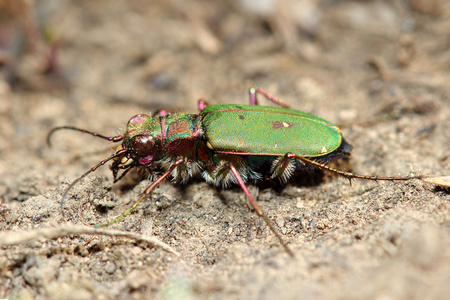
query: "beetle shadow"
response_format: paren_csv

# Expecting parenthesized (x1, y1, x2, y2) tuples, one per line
(257, 168, 327, 194)
(212, 168, 329, 207)
(111, 167, 206, 197)
(255, 156, 354, 195)
(112, 168, 146, 195)
(111, 158, 355, 206)
(432, 186, 450, 195)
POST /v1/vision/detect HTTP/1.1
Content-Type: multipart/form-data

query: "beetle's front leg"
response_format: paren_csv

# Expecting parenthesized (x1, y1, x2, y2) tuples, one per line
(96, 159, 184, 227)
(152, 109, 168, 117)
(198, 99, 211, 111)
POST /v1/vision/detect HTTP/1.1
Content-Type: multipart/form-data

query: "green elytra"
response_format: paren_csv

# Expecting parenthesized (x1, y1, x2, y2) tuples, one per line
(201, 104, 342, 157)
(47, 87, 424, 257)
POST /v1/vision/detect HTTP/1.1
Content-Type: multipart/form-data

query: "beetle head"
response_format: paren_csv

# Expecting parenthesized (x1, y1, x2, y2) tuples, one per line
(111, 114, 162, 179)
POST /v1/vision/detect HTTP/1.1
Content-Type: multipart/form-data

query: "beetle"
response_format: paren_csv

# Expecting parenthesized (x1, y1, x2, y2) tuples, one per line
(48, 87, 423, 257)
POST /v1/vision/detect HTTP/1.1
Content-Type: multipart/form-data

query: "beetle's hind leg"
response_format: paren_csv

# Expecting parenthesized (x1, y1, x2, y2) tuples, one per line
(270, 154, 296, 183)
(285, 153, 423, 182)
(249, 87, 291, 108)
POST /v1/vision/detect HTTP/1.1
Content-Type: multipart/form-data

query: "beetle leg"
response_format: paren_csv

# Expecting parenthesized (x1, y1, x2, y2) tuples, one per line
(270, 154, 296, 183)
(112, 165, 134, 183)
(170, 160, 200, 184)
(228, 163, 294, 257)
(249, 87, 291, 108)
(198, 99, 210, 111)
(202, 154, 261, 187)
(152, 109, 168, 117)
(286, 153, 424, 181)
(249, 87, 258, 105)
(96, 158, 184, 227)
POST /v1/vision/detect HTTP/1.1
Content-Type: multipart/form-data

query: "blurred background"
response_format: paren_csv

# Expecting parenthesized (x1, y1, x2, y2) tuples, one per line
(0, 0, 449, 299)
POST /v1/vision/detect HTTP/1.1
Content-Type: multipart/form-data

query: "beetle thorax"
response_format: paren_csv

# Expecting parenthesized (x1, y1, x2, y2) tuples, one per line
(160, 114, 203, 158)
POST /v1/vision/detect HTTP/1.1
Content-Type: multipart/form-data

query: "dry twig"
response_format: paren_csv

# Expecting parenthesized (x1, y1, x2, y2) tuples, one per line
(0, 224, 180, 256)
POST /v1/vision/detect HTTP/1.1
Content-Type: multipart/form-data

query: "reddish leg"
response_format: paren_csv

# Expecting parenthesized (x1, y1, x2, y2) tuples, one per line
(152, 109, 168, 117)
(198, 99, 210, 111)
(96, 159, 184, 227)
(286, 153, 423, 182)
(249, 87, 291, 108)
(229, 163, 294, 257)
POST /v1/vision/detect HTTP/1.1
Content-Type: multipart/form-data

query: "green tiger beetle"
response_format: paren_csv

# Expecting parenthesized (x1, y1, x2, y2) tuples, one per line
(48, 87, 428, 257)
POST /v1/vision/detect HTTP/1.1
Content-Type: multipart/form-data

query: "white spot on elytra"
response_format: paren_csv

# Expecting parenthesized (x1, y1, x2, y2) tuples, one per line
(321, 145, 327, 153)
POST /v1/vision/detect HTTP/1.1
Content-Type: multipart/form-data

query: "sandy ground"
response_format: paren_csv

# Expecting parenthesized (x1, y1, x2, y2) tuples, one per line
(1, 1, 449, 299)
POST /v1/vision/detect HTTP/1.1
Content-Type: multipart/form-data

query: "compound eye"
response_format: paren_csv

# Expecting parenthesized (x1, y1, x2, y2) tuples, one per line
(130, 135, 155, 157)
